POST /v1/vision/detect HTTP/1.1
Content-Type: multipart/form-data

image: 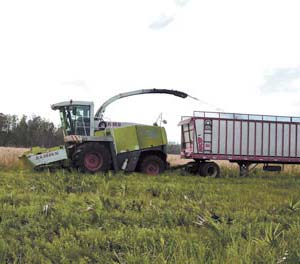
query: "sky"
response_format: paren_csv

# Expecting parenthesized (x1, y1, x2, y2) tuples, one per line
(1, 0, 300, 142)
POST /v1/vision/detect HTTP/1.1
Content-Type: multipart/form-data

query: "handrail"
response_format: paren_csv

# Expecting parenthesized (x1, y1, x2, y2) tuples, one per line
(192, 111, 300, 123)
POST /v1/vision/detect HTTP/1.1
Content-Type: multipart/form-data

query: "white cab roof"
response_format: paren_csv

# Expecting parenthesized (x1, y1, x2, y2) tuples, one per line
(51, 100, 94, 110)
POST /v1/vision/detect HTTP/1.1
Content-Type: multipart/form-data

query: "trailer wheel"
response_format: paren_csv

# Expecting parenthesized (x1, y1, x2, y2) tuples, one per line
(201, 162, 220, 178)
(75, 143, 111, 173)
(140, 155, 165, 175)
(185, 162, 202, 175)
(197, 162, 205, 176)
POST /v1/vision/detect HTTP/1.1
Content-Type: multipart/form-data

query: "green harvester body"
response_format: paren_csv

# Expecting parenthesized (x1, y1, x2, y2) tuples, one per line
(22, 89, 189, 174)
(95, 125, 167, 154)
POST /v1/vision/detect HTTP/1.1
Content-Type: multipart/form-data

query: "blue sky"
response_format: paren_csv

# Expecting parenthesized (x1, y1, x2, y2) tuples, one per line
(1, 0, 300, 141)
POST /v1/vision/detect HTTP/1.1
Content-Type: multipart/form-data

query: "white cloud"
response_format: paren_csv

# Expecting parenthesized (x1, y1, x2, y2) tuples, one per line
(174, 0, 191, 7)
(61, 80, 90, 92)
(261, 67, 300, 94)
(149, 14, 175, 30)
(149, 0, 191, 30)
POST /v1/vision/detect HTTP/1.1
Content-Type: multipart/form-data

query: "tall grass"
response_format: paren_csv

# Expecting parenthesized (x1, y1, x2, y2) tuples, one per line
(1, 149, 300, 262)
(0, 147, 28, 168)
(0, 167, 300, 263)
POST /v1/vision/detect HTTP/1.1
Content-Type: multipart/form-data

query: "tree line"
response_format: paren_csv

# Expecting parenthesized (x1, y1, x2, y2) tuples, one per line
(0, 113, 63, 148)
(166, 143, 181, 154)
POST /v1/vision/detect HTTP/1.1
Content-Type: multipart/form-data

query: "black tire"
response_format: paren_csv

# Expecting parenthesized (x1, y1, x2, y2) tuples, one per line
(185, 162, 200, 175)
(34, 165, 45, 172)
(201, 162, 220, 178)
(197, 162, 205, 176)
(98, 121, 107, 130)
(74, 143, 111, 173)
(140, 155, 166, 175)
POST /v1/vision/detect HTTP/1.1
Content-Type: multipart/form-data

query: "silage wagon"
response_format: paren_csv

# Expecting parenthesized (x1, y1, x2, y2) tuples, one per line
(179, 111, 300, 176)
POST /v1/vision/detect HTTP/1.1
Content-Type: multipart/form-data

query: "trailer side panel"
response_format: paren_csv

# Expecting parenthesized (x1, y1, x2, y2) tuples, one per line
(181, 111, 300, 164)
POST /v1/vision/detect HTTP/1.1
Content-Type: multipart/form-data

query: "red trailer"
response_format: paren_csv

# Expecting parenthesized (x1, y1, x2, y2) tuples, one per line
(179, 111, 300, 177)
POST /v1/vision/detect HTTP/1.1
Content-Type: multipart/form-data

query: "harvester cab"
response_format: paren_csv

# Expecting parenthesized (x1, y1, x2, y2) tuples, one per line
(51, 101, 94, 137)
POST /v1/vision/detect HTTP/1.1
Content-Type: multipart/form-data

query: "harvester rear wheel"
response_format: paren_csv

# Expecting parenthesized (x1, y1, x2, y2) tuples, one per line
(75, 143, 111, 173)
(140, 155, 165, 175)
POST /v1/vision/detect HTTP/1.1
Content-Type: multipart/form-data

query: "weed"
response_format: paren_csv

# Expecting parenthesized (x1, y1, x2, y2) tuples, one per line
(287, 197, 300, 212)
(254, 223, 284, 248)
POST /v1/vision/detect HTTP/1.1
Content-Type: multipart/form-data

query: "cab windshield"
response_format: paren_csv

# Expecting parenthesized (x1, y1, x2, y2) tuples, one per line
(59, 105, 91, 136)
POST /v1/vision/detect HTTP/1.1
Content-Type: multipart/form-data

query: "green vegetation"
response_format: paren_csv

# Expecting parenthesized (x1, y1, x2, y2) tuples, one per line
(0, 168, 300, 263)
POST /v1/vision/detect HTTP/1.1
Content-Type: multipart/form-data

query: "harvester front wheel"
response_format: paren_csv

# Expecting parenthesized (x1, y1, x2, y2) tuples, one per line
(140, 155, 165, 175)
(75, 143, 111, 173)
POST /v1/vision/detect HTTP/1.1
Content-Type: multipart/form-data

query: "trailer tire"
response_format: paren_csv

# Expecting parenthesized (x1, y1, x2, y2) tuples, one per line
(185, 162, 200, 174)
(197, 162, 205, 176)
(201, 162, 220, 178)
(140, 155, 165, 175)
(75, 143, 111, 173)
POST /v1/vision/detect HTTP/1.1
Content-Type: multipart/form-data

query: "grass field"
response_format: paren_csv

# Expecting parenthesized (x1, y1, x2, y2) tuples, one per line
(1, 149, 300, 263)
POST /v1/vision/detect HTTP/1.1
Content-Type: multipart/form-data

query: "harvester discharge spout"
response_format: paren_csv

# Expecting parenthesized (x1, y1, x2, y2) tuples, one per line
(95, 88, 196, 120)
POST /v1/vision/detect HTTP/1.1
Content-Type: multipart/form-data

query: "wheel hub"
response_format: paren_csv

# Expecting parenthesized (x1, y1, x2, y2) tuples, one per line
(146, 163, 159, 175)
(84, 153, 103, 171)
